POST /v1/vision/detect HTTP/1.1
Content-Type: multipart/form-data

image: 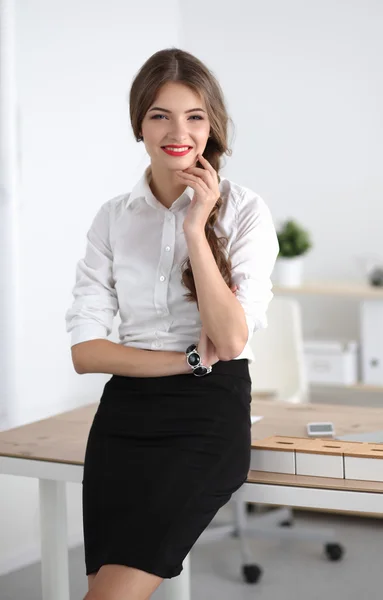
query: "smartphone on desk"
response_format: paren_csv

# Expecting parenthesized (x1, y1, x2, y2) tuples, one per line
(307, 422, 335, 437)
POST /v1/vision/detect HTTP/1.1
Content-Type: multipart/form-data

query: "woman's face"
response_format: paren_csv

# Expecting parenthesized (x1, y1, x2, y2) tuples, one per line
(140, 81, 211, 172)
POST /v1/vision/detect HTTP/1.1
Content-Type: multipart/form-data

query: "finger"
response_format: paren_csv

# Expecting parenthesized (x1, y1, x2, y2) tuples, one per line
(176, 172, 209, 194)
(182, 167, 213, 186)
(197, 154, 216, 175)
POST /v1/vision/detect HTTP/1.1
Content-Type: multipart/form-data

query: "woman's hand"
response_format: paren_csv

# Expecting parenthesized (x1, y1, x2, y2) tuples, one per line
(176, 154, 220, 234)
(196, 324, 220, 369)
(196, 284, 238, 368)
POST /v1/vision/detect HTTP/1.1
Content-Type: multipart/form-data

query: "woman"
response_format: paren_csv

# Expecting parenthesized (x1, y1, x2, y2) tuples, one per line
(65, 47, 279, 600)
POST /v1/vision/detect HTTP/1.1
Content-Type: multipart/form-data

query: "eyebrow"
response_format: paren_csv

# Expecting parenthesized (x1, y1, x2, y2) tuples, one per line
(148, 106, 206, 114)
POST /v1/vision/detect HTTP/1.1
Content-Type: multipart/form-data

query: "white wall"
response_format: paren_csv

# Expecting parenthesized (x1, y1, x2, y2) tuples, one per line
(180, 0, 383, 343)
(0, 0, 180, 576)
(1, 0, 383, 577)
(15, 0, 181, 426)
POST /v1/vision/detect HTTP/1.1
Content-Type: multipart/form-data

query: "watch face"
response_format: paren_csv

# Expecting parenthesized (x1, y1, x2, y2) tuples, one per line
(188, 352, 200, 367)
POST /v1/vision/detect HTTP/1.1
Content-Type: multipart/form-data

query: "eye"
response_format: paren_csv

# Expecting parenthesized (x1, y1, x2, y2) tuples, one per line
(150, 114, 204, 120)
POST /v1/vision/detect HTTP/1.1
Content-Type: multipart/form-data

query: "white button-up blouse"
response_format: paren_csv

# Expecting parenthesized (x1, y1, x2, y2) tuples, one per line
(65, 166, 279, 364)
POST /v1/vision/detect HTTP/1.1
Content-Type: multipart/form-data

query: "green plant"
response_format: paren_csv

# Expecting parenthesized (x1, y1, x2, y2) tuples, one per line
(277, 219, 312, 258)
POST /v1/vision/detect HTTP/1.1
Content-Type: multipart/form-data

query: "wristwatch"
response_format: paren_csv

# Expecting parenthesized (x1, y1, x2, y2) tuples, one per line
(185, 343, 212, 377)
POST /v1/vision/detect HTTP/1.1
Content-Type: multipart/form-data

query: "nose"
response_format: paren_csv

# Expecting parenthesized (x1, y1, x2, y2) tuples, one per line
(167, 120, 189, 143)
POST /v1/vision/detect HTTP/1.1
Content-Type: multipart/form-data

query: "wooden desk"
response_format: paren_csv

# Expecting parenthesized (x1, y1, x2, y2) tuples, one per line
(249, 399, 383, 495)
(1, 399, 383, 600)
(3, 398, 383, 465)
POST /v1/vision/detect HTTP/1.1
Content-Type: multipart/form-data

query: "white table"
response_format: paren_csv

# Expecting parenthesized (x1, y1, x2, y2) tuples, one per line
(1, 399, 383, 600)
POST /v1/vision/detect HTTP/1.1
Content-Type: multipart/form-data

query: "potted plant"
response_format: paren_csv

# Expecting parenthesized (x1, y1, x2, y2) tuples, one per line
(274, 219, 312, 286)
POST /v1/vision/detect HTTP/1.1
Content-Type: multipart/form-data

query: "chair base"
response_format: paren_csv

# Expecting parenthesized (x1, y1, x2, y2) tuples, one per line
(197, 501, 345, 584)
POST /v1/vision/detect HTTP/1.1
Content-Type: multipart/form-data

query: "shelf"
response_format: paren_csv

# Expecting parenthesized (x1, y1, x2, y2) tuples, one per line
(271, 281, 383, 394)
(273, 282, 383, 299)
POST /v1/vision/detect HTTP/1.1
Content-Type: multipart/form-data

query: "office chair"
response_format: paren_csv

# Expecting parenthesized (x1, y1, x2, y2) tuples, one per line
(195, 298, 344, 583)
(248, 296, 309, 404)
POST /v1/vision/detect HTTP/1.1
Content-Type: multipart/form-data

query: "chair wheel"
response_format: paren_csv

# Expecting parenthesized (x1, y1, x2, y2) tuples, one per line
(325, 543, 345, 561)
(279, 519, 293, 527)
(242, 564, 263, 584)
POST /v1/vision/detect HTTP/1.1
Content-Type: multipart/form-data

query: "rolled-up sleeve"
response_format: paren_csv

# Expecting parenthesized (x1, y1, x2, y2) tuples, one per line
(230, 189, 279, 344)
(65, 201, 119, 347)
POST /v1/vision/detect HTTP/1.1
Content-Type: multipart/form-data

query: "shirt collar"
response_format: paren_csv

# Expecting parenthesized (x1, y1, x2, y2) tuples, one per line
(126, 165, 195, 211)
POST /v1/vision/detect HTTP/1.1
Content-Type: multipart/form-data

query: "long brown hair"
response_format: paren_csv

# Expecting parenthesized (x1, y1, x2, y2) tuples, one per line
(129, 47, 234, 305)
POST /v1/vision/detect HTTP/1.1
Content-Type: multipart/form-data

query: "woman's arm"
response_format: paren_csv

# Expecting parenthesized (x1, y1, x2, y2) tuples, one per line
(72, 339, 192, 377)
(72, 290, 238, 376)
(185, 230, 248, 360)
(66, 201, 193, 377)
(185, 190, 279, 359)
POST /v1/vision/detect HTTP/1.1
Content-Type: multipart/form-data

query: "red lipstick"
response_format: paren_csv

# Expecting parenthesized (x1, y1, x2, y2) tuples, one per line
(162, 145, 192, 157)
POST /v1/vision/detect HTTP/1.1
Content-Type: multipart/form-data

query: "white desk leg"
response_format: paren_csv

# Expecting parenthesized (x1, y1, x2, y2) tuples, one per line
(163, 553, 190, 600)
(39, 479, 70, 600)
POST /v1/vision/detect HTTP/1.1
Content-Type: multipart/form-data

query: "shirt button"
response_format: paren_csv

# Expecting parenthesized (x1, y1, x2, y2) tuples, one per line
(160, 275, 166, 282)
(165, 246, 171, 251)
(154, 341, 162, 348)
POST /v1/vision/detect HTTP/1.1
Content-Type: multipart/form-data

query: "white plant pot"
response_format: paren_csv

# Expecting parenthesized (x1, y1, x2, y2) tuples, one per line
(274, 256, 304, 287)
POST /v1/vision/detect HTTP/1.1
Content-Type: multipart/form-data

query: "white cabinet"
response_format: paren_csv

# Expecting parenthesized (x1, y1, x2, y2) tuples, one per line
(304, 339, 358, 386)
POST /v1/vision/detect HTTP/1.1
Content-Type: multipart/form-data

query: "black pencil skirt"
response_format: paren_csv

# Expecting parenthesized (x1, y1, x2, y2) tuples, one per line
(82, 358, 252, 579)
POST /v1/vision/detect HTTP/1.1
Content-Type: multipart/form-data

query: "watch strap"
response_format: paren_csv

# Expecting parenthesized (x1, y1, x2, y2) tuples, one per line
(185, 344, 212, 376)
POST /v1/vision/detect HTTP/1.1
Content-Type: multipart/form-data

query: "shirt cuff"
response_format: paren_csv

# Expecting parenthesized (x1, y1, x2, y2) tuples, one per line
(244, 312, 268, 345)
(70, 324, 109, 347)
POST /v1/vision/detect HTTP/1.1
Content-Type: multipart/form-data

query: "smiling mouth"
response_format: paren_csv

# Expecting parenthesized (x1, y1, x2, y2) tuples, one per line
(161, 145, 193, 150)
(161, 146, 193, 156)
